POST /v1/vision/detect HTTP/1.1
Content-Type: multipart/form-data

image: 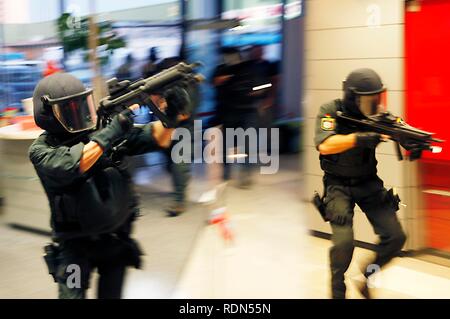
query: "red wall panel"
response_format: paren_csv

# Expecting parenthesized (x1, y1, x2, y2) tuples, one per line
(405, 0, 450, 161)
(406, 0, 450, 253)
(421, 161, 450, 252)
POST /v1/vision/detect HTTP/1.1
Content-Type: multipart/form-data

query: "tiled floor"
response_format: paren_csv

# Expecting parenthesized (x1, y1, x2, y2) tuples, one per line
(173, 158, 450, 299)
(1, 154, 449, 299)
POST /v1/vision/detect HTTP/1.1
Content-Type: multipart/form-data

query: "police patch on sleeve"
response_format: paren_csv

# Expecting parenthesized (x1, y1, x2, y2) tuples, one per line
(321, 117, 336, 131)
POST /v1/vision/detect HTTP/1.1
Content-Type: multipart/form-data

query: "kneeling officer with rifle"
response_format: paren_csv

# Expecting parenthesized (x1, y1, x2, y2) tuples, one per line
(313, 68, 443, 299)
(29, 62, 201, 299)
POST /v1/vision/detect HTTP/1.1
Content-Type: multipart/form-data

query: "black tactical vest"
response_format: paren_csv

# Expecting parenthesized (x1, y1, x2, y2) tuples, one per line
(320, 100, 378, 178)
(41, 134, 136, 241)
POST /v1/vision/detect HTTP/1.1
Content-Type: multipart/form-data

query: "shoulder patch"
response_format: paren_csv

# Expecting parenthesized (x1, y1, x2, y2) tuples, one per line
(321, 117, 336, 131)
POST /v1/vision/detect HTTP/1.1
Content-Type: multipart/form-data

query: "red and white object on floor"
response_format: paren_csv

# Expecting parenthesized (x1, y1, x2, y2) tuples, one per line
(199, 182, 235, 244)
(208, 206, 234, 243)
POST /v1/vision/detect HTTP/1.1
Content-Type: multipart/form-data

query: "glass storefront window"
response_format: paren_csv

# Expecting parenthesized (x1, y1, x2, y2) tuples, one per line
(96, 0, 179, 14)
(106, 25, 182, 80)
(0, 0, 61, 113)
(63, 1, 182, 82)
(0, 1, 183, 115)
(221, 0, 283, 61)
(184, 0, 221, 125)
(93, 0, 181, 22)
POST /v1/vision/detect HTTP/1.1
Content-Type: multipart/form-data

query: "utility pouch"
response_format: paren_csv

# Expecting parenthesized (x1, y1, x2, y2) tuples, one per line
(386, 188, 401, 212)
(43, 244, 60, 282)
(313, 191, 330, 222)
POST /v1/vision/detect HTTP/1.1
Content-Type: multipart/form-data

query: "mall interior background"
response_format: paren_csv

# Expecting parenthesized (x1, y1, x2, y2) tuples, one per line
(0, 0, 449, 298)
(0, 0, 449, 258)
(0, 0, 302, 121)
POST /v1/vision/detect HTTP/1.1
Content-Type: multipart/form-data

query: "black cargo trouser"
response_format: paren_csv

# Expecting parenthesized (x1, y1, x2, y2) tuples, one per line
(323, 174, 407, 299)
(222, 111, 258, 181)
(52, 234, 142, 299)
(163, 121, 193, 204)
(164, 150, 191, 204)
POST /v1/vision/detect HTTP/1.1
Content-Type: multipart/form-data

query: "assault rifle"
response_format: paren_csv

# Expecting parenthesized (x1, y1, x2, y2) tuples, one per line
(336, 111, 444, 161)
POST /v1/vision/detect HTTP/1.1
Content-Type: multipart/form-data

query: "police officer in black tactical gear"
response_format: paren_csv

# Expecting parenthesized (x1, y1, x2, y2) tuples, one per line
(314, 68, 407, 299)
(29, 72, 191, 299)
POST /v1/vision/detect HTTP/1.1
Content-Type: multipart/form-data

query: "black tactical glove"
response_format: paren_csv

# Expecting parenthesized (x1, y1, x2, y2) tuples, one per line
(355, 132, 382, 149)
(398, 136, 421, 151)
(408, 148, 423, 161)
(91, 109, 134, 151)
(164, 86, 191, 124)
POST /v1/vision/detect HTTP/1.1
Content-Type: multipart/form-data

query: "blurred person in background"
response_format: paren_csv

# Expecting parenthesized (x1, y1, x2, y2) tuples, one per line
(142, 47, 160, 78)
(248, 45, 280, 154)
(212, 47, 261, 188)
(314, 68, 407, 299)
(116, 53, 136, 82)
(29, 72, 192, 298)
(157, 45, 186, 73)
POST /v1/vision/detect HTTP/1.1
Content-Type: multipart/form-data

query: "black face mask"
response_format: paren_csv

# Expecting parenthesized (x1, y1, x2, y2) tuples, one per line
(343, 93, 364, 118)
(342, 68, 386, 117)
(46, 129, 93, 148)
(357, 94, 383, 117)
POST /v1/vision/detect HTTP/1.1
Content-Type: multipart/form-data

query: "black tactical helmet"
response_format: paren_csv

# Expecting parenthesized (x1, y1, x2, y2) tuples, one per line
(33, 73, 97, 134)
(343, 68, 386, 117)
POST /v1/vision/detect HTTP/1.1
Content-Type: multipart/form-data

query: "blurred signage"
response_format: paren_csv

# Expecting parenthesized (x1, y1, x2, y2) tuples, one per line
(285, 1, 303, 20)
(222, 1, 303, 22)
(222, 4, 283, 22)
(0, 53, 26, 61)
(222, 32, 282, 46)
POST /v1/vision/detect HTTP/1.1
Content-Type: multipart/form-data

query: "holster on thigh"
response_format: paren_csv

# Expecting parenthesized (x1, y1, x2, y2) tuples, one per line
(324, 186, 354, 226)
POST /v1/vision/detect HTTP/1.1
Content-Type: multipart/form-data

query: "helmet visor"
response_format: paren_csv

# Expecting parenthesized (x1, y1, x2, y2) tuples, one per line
(51, 91, 97, 133)
(358, 91, 387, 117)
